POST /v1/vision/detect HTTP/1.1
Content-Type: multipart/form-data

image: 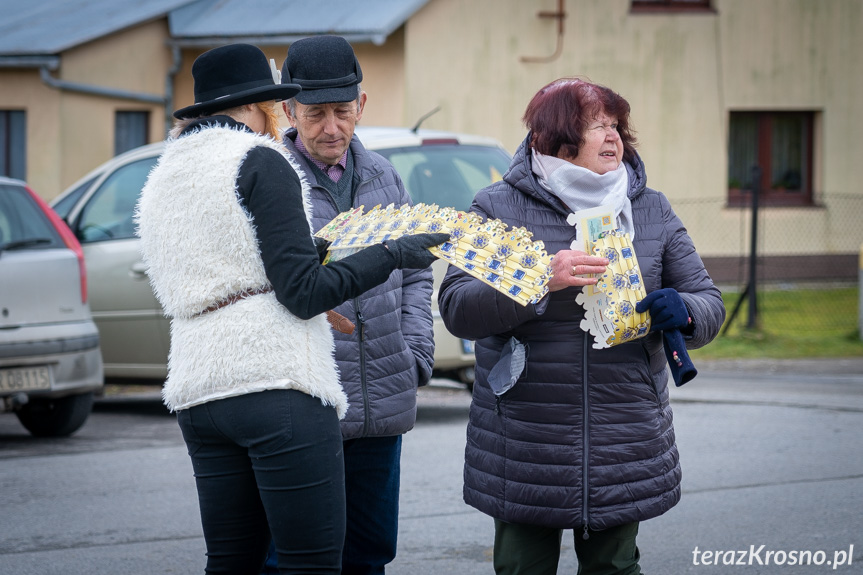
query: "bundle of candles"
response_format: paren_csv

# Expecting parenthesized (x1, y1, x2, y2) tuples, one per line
(576, 229, 651, 348)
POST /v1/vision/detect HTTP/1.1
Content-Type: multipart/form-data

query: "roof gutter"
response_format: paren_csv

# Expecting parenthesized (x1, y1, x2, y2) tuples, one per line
(0, 56, 60, 70)
(168, 32, 388, 48)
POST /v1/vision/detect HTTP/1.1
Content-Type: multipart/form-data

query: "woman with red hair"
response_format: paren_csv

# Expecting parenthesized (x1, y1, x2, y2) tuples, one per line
(439, 78, 725, 574)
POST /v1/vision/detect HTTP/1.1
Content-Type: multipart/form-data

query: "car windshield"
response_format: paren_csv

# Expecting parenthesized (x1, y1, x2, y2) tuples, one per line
(75, 157, 158, 243)
(51, 175, 99, 220)
(375, 145, 511, 212)
(0, 184, 61, 250)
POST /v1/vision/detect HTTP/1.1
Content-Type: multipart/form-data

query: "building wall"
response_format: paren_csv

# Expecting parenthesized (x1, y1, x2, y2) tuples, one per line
(354, 26, 407, 127)
(172, 28, 406, 132)
(0, 19, 172, 200)
(403, 0, 863, 258)
(4, 0, 858, 263)
(0, 67, 62, 198)
(57, 19, 171, 198)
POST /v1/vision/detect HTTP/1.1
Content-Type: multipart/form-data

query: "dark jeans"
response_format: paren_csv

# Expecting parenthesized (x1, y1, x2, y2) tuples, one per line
(341, 435, 402, 575)
(493, 520, 641, 575)
(261, 435, 403, 575)
(177, 389, 345, 575)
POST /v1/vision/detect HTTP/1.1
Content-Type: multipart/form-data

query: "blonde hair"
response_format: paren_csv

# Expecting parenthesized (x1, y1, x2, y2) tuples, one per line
(256, 101, 282, 140)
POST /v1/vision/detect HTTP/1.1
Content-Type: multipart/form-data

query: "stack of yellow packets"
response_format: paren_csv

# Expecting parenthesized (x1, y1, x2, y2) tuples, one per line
(576, 230, 651, 348)
(316, 203, 553, 306)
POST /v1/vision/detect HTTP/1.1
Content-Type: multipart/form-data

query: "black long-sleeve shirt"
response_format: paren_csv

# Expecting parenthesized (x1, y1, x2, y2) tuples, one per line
(185, 117, 397, 319)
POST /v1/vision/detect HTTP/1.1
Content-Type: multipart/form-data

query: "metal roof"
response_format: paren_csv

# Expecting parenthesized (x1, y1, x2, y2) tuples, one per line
(169, 0, 430, 46)
(0, 0, 429, 58)
(0, 0, 197, 56)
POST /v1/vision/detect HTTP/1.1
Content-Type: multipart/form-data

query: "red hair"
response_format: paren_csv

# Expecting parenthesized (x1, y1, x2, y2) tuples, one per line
(523, 78, 638, 163)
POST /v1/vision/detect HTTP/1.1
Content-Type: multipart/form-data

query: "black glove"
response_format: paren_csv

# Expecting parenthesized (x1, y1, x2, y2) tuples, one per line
(313, 237, 331, 263)
(636, 288, 691, 333)
(384, 233, 450, 269)
(663, 329, 697, 386)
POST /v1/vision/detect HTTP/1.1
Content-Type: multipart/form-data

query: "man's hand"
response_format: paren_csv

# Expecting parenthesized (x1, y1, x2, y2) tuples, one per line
(384, 233, 450, 269)
(547, 249, 609, 292)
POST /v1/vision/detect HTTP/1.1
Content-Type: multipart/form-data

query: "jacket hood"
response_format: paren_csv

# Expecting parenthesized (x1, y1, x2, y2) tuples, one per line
(504, 134, 648, 216)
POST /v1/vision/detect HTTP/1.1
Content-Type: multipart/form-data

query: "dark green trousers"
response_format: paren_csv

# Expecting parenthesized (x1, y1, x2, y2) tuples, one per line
(493, 520, 642, 575)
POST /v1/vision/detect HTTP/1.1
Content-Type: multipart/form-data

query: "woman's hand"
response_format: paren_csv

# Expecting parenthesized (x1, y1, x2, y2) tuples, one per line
(547, 249, 609, 292)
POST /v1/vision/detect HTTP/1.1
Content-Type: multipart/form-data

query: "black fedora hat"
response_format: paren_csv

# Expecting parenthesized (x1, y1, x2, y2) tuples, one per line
(281, 35, 363, 105)
(174, 43, 302, 119)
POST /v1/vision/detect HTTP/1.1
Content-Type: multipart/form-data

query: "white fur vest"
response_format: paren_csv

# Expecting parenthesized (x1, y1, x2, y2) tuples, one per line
(135, 125, 346, 416)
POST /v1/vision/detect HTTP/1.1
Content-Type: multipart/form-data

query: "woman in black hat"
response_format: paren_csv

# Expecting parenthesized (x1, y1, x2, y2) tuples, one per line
(135, 43, 447, 574)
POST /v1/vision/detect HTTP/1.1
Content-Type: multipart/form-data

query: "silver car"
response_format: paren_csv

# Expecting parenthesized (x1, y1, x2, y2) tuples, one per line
(51, 127, 512, 388)
(0, 176, 103, 437)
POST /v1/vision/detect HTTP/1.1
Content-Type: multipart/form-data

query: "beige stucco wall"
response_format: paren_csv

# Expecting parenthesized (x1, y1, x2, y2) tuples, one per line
(0, 19, 171, 200)
(403, 0, 863, 257)
(52, 19, 172, 199)
(0, 68, 62, 199)
(353, 26, 406, 128)
(715, 0, 862, 257)
(172, 27, 405, 132)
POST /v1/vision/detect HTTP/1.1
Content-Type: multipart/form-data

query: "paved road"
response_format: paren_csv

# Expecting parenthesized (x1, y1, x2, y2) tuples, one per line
(394, 359, 863, 574)
(1, 358, 861, 574)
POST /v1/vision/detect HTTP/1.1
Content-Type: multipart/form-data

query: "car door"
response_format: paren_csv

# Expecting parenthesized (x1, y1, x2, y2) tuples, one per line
(69, 155, 169, 379)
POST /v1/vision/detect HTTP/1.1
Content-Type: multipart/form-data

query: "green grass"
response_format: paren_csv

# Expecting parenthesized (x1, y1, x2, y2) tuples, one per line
(690, 286, 863, 360)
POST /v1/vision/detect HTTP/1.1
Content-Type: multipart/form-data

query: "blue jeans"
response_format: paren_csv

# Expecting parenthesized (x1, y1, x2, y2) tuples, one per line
(261, 435, 402, 575)
(341, 435, 402, 575)
(177, 389, 345, 575)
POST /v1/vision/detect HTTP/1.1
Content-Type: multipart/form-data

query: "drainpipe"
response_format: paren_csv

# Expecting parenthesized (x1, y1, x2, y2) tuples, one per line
(39, 67, 166, 105)
(520, 0, 567, 63)
(163, 45, 183, 136)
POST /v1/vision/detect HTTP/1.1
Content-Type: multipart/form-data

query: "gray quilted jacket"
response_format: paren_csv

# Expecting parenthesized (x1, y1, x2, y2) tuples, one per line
(438, 136, 726, 530)
(284, 129, 435, 439)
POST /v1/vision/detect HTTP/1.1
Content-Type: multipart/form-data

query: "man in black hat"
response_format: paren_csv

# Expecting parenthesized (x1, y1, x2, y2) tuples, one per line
(137, 42, 447, 575)
(268, 35, 436, 575)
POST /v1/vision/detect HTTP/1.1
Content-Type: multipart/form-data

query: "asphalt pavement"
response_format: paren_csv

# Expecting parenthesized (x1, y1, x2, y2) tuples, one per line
(393, 358, 863, 574)
(1, 357, 861, 574)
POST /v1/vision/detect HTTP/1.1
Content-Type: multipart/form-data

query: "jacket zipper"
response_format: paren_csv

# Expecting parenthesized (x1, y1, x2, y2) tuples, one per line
(582, 336, 591, 540)
(351, 168, 382, 439)
(355, 299, 370, 436)
(641, 344, 663, 409)
(305, 151, 380, 438)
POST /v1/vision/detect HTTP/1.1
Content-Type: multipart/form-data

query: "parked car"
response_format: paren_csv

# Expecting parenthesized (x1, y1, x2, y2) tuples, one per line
(0, 176, 103, 437)
(50, 127, 512, 387)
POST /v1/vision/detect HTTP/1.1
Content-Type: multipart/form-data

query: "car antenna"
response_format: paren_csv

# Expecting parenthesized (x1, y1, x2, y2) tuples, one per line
(410, 106, 441, 133)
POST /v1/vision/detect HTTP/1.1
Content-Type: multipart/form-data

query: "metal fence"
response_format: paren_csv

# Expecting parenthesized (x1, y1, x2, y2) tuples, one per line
(669, 193, 862, 335)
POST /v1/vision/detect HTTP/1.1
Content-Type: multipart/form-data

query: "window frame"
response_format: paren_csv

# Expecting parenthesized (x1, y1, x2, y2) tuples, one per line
(727, 111, 816, 208)
(0, 109, 27, 180)
(114, 110, 150, 156)
(630, 0, 714, 14)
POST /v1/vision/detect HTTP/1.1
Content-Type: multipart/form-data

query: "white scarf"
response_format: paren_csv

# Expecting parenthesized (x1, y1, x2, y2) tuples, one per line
(531, 149, 634, 239)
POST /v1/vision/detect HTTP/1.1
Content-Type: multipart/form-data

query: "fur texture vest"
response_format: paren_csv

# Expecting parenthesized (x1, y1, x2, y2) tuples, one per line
(136, 125, 346, 415)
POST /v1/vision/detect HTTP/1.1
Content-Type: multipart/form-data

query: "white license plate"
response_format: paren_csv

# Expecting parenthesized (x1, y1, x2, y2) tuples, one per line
(0, 366, 53, 392)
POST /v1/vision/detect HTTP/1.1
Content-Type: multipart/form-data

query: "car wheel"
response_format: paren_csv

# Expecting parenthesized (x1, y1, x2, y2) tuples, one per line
(15, 393, 95, 437)
(457, 367, 475, 392)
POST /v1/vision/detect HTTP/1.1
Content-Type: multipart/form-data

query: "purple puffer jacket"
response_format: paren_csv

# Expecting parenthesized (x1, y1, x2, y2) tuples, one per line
(284, 129, 434, 440)
(438, 136, 726, 531)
